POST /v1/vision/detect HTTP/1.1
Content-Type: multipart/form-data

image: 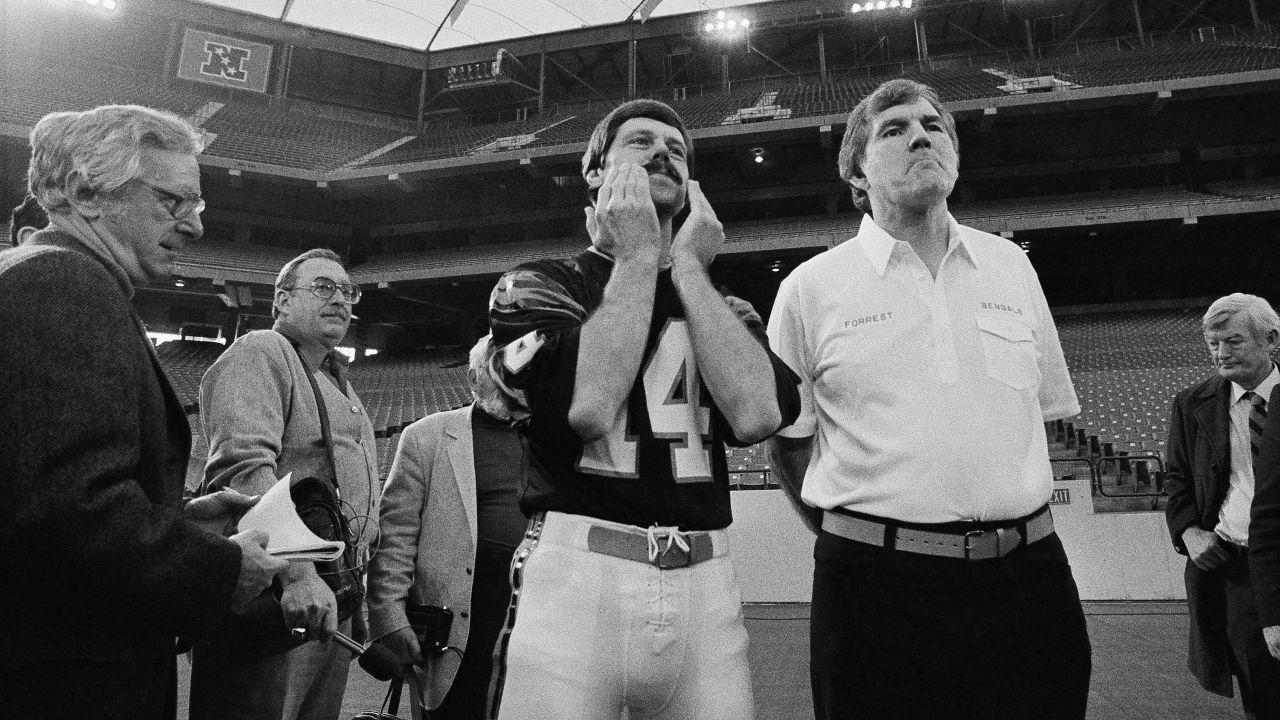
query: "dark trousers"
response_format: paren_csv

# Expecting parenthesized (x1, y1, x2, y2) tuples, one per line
(1219, 547, 1280, 720)
(0, 652, 176, 720)
(811, 530, 1092, 720)
(428, 542, 514, 720)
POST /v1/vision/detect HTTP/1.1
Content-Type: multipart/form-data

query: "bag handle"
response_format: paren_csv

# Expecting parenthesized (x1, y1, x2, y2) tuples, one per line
(290, 342, 342, 502)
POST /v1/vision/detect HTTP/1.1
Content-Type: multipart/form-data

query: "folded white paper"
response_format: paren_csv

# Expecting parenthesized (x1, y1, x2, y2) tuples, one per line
(238, 473, 345, 562)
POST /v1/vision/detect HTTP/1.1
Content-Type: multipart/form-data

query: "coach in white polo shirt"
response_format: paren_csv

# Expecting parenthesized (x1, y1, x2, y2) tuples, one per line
(768, 78, 1091, 720)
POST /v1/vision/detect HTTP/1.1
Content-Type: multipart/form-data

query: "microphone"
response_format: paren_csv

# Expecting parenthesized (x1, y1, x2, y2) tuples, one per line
(292, 627, 402, 681)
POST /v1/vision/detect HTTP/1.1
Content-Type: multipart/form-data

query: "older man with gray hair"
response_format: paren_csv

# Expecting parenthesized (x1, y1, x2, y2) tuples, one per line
(768, 78, 1089, 719)
(0, 105, 286, 719)
(1167, 292, 1280, 719)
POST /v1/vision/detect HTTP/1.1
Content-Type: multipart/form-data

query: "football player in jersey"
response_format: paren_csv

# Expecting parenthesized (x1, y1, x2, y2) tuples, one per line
(485, 99, 801, 720)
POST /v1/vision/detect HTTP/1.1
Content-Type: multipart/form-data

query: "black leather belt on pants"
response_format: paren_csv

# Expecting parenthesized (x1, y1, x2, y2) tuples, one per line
(821, 505, 1054, 561)
(585, 525, 716, 569)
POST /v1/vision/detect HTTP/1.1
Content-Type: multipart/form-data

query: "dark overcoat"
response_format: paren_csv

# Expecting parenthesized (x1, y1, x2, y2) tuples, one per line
(0, 230, 240, 714)
(1165, 374, 1239, 697)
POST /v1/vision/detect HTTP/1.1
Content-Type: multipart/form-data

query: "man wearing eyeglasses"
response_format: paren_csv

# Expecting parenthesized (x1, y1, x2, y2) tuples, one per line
(0, 105, 287, 720)
(191, 248, 380, 720)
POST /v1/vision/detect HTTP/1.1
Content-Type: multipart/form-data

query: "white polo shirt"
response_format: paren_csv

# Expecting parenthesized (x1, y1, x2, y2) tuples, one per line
(768, 213, 1079, 523)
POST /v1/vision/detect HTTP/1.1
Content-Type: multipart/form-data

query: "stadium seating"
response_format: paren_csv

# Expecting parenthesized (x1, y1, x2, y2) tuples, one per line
(154, 339, 227, 410)
(7, 36, 1280, 175)
(1057, 307, 1212, 462)
(169, 307, 1211, 489)
(200, 101, 407, 171)
(347, 348, 470, 434)
(173, 241, 302, 283)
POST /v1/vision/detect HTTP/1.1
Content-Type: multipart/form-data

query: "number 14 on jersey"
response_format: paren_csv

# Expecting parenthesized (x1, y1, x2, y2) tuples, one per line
(577, 320, 714, 483)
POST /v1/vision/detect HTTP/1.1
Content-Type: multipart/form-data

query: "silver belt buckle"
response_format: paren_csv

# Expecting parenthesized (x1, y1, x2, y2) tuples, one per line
(963, 529, 990, 560)
(963, 527, 1021, 560)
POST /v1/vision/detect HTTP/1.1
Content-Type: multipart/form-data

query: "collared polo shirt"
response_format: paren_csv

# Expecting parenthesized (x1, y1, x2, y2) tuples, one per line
(768, 213, 1079, 523)
(1217, 364, 1280, 545)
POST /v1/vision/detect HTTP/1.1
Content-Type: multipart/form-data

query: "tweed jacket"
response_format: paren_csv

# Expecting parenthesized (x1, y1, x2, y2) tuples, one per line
(199, 329, 380, 548)
(367, 405, 481, 709)
(1164, 373, 1241, 697)
(0, 230, 241, 671)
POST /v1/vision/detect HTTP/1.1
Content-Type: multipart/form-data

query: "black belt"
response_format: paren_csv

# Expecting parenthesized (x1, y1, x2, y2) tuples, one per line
(821, 506, 1054, 561)
(585, 525, 716, 569)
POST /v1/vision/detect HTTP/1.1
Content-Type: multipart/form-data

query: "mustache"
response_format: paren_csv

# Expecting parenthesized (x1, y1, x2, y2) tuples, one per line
(643, 160, 681, 183)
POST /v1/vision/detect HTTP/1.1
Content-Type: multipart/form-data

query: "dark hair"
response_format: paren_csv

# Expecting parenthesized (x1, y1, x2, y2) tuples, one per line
(272, 248, 344, 319)
(10, 195, 48, 245)
(836, 79, 958, 214)
(581, 99, 693, 195)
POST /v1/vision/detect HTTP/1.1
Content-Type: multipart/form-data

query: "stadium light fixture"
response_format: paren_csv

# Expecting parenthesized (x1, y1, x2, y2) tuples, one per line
(851, 0, 910, 13)
(68, 0, 120, 11)
(702, 9, 750, 39)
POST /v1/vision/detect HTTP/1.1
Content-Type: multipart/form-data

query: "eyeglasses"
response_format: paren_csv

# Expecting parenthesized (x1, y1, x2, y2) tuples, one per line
(134, 179, 205, 220)
(281, 276, 362, 304)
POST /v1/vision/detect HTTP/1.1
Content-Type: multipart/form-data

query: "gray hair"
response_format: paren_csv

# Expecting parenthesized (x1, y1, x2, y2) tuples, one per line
(272, 248, 344, 319)
(1203, 293, 1280, 343)
(27, 105, 203, 213)
(836, 78, 958, 214)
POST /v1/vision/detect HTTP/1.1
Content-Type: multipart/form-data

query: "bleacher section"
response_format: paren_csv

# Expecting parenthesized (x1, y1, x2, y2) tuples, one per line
(7, 38, 1280, 175)
(1057, 307, 1212, 463)
(165, 308, 1213, 493)
(173, 241, 302, 285)
(348, 348, 470, 435)
(200, 102, 406, 171)
(154, 339, 226, 409)
(331, 182, 1280, 284)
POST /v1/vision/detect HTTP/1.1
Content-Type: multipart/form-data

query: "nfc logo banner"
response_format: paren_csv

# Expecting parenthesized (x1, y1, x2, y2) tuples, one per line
(201, 42, 251, 82)
(177, 28, 273, 93)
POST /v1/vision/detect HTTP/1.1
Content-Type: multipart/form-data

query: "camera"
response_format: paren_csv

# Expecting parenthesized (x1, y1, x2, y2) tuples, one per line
(406, 604, 454, 655)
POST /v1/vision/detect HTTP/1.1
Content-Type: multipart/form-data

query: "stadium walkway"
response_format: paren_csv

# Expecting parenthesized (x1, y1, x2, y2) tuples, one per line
(173, 602, 1239, 719)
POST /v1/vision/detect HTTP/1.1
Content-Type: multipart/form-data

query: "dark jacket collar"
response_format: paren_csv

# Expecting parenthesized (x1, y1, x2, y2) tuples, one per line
(25, 228, 135, 299)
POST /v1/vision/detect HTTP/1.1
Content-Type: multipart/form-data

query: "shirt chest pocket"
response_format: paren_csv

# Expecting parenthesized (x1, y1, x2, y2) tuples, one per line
(975, 315, 1038, 390)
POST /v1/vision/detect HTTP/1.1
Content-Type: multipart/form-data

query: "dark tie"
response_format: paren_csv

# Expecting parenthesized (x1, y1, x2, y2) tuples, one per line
(1244, 390, 1268, 460)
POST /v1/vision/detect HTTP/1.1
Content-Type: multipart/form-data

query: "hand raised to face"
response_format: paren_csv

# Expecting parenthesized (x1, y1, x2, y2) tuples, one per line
(670, 180, 723, 270)
(587, 163, 664, 264)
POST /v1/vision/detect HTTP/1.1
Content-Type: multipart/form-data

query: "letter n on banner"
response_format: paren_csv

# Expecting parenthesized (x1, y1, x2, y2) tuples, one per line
(177, 28, 274, 94)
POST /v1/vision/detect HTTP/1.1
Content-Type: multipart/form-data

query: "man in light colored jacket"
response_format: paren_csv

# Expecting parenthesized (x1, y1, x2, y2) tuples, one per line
(368, 335, 528, 719)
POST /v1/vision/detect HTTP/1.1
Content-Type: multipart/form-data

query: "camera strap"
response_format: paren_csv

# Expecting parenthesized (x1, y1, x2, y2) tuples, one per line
(290, 342, 342, 502)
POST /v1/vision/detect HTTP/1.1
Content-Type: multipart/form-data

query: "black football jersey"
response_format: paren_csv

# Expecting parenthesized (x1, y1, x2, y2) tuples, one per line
(489, 248, 799, 531)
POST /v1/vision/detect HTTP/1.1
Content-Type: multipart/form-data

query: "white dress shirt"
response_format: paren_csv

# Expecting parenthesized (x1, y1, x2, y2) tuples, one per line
(1217, 365, 1280, 545)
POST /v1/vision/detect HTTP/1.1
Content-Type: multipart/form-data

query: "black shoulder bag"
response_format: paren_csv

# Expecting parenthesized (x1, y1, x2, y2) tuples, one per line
(291, 346, 365, 624)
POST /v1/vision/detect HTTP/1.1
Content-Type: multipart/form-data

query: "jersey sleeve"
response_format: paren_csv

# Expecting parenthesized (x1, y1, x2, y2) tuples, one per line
(487, 263, 590, 432)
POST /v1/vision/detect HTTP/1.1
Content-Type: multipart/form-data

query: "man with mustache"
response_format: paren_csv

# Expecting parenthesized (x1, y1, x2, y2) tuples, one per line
(1166, 293, 1280, 719)
(191, 248, 381, 720)
(768, 78, 1091, 719)
(485, 99, 800, 720)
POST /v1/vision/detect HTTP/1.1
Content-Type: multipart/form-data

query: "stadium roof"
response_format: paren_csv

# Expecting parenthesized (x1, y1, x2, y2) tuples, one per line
(190, 0, 779, 52)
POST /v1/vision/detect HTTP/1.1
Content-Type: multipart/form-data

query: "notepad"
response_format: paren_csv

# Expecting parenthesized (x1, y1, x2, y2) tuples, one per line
(237, 473, 346, 562)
